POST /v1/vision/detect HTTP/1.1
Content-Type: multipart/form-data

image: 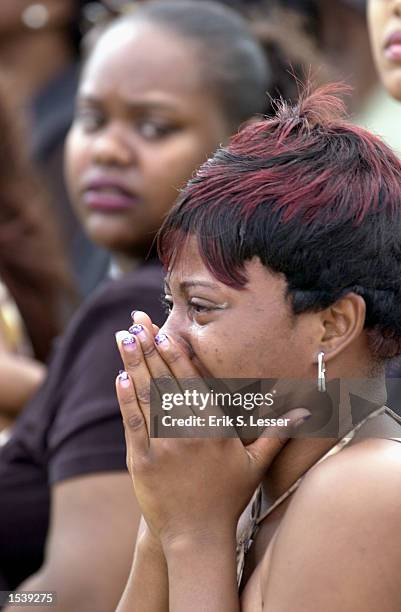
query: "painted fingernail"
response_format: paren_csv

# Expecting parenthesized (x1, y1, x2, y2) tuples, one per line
(122, 335, 137, 350)
(118, 370, 130, 387)
(155, 333, 168, 345)
(129, 323, 145, 336)
(115, 330, 132, 344)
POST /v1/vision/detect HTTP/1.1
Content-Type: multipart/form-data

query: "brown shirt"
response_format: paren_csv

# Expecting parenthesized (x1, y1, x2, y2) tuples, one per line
(0, 260, 165, 592)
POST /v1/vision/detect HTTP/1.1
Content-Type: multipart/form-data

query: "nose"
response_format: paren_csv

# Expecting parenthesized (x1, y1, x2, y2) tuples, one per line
(160, 315, 195, 359)
(91, 122, 135, 167)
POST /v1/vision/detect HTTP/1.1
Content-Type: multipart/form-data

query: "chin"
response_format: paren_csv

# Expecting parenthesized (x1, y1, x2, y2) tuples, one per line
(84, 226, 137, 255)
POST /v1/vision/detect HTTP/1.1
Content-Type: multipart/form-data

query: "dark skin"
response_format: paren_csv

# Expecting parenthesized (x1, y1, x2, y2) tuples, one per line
(115, 239, 401, 611)
(5, 21, 234, 612)
(65, 20, 233, 267)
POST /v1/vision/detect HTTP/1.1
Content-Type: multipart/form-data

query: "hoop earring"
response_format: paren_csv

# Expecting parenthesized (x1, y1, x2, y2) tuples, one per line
(318, 352, 326, 393)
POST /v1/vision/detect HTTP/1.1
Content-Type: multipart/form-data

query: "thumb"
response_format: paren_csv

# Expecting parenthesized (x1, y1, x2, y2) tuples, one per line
(246, 408, 311, 476)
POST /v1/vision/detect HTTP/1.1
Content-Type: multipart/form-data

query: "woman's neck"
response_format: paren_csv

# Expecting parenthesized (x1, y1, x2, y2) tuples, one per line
(110, 253, 139, 278)
(261, 375, 387, 503)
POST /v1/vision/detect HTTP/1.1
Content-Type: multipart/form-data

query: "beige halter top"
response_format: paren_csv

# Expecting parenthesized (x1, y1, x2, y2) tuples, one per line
(236, 405, 401, 586)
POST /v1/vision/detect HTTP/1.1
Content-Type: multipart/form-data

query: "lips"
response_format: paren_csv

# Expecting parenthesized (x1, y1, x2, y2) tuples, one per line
(81, 176, 139, 212)
(384, 30, 401, 62)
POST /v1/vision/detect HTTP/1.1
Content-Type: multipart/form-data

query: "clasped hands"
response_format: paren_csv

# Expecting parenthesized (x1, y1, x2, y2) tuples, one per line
(115, 311, 309, 552)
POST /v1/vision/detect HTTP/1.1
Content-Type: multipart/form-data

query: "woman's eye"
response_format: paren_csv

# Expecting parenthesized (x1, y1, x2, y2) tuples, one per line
(188, 300, 213, 316)
(137, 120, 174, 140)
(75, 109, 104, 132)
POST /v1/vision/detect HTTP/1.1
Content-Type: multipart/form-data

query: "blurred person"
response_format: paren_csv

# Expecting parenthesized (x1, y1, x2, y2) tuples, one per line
(0, 2, 270, 610)
(0, 78, 75, 436)
(367, 0, 401, 408)
(0, 0, 110, 298)
(368, 0, 401, 102)
(269, 0, 401, 157)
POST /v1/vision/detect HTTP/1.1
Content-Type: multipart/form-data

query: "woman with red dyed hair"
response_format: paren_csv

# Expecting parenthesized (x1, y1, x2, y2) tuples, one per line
(115, 86, 401, 611)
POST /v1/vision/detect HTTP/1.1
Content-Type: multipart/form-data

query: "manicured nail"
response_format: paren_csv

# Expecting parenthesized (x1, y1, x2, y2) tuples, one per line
(115, 330, 130, 344)
(155, 333, 168, 345)
(122, 335, 136, 350)
(129, 324, 145, 336)
(118, 370, 130, 387)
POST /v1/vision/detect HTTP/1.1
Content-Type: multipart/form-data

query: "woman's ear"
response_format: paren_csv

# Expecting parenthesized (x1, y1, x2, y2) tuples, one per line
(315, 292, 366, 362)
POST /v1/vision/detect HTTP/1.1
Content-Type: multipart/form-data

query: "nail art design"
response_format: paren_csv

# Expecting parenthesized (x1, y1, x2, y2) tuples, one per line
(155, 333, 168, 345)
(130, 310, 137, 320)
(129, 324, 144, 335)
(119, 370, 129, 381)
(122, 335, 136, 346)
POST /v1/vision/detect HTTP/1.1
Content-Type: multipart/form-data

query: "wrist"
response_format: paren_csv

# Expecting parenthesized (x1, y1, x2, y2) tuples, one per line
(138, 526, 164, 559)
(163, 528, 239, 612)
(162, 525, 237, 560)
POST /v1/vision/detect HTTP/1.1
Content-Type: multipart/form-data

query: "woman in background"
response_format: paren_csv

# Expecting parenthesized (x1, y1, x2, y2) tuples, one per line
(368, 0, 401, 103)
(0, 0, 109, 298)
(0, 2, 270, 610)
(367, 0, 401, 411)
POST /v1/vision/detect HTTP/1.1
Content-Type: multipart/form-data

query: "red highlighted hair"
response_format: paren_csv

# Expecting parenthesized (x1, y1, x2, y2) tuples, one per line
(159, 85, 401, 359)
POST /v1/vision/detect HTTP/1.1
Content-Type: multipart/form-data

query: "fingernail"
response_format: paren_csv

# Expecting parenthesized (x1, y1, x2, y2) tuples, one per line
(130, 310, 137, 320)
(115, 330, 130, 344)
(118, 370, 130, 387)
(155, 333, 168, 345)
(129, 323, 145, 336)
(122, 335, 137, 350)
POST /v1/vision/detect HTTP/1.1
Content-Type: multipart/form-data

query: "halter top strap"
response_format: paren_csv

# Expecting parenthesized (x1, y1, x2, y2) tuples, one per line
(236, 405, 390, 586)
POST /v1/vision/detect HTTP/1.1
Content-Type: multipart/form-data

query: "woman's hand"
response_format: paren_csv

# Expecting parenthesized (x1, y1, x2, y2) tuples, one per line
(115, 313, 309, 550)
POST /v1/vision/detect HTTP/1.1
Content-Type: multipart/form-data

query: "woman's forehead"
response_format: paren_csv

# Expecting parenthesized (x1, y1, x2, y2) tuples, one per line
(166, 238, 210, 283)
(85, 20, 204, 94)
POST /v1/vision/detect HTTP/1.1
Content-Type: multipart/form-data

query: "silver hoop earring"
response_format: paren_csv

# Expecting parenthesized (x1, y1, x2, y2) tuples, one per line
(318, 352, 326, 393)
(21, 4, 49, 30)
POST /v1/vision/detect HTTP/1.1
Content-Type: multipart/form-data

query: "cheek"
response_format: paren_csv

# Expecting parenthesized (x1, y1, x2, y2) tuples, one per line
(189, 327, 252, 378)
(144, 134, 218, 199)
(64, 130, 89, 196)
(367, 4, 385, 55)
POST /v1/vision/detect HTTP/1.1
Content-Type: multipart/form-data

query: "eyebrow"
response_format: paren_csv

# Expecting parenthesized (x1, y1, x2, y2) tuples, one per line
(164, 279, 221, 292)
(76, 94, 179, 113)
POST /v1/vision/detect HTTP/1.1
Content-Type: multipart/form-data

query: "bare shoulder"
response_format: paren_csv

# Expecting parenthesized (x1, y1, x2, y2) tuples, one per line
(261, 439, 401, 612)
(301, 436, 401, 513)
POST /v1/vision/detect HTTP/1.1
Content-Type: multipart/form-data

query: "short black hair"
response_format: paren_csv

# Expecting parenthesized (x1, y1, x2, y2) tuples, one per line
(159, 85, 401, 360)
